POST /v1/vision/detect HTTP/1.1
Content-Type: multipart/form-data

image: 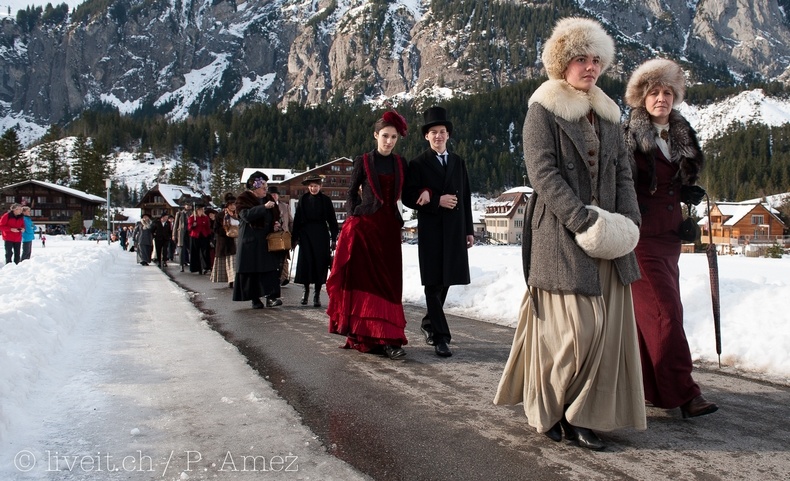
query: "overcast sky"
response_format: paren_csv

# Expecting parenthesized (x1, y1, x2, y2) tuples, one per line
(0, 0, 83, 16)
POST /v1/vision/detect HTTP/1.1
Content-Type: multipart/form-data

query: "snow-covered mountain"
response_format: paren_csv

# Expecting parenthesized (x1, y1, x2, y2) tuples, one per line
(679, 90, 790, 143)
(1, 0, 790, 136)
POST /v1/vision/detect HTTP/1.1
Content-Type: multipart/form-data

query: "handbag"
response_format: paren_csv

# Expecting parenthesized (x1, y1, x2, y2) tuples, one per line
(266, 231, 292, 251)
(679, 204, 700, 243)
(225, 224, 239, 238)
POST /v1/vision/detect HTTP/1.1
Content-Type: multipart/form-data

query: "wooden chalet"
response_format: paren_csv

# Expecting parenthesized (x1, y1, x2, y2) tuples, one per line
(0, 180, 105, 229)
(241, 158, 355, 223)
(137, 184, 211, 218)
(702, 199, 787, 253)
(483, 187, 533, 244)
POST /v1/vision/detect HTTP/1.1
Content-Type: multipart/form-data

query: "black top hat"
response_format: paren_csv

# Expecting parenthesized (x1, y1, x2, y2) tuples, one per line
(421, 106, 453, 136)
(268, 185, 281, 195)
(246, 171, 269, 189)
(301, 175, 324, 186)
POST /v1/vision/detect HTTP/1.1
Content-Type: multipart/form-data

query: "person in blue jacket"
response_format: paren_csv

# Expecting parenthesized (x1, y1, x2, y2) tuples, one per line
(21, 206, 36, 261)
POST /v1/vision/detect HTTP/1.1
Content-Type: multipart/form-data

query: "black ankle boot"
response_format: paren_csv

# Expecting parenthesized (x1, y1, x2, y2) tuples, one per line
(301, 286, 309, 305)
(313, 284, 322, 307)
(313, 284, 321, 307)
(560, 418, 605, 451)
(544, 422, 562, 442)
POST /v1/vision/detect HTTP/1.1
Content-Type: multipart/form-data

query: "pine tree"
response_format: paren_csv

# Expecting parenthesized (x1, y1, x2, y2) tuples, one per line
(0, 128, 28, 186)
(67, 211, 83, 235)
(169, 155, 199, 187)
(209, 156, 242, 201)
(38, 141, 70, 184)
(71, 135, 111, 196)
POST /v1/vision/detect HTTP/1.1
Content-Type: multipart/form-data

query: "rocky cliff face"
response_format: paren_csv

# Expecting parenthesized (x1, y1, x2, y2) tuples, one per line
(0, 0, 789, 128)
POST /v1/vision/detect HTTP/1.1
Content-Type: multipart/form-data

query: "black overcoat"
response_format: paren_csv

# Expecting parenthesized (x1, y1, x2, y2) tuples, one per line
(235, 191, 279, 274)
(291, 192, 339, 285)
(402, 148, 473, 286)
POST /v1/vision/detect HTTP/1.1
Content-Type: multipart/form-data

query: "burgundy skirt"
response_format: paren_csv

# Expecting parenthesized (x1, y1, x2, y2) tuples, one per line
(326, 207, 407, 351)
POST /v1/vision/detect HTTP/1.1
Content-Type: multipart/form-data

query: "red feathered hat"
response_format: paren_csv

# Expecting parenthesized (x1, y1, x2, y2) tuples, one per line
(382, 110, 408, 137)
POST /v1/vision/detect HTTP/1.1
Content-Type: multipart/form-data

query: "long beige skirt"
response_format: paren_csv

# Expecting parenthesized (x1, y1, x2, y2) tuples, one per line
(493, 259, 646, 433)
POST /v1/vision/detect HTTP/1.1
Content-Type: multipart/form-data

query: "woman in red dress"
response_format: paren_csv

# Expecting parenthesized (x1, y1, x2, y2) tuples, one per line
(327, 111, 409, 359)
(623, 59, 718, 418)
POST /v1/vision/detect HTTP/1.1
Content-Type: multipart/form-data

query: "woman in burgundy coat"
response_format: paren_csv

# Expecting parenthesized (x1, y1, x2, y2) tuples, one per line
(623, 59, 718, 419)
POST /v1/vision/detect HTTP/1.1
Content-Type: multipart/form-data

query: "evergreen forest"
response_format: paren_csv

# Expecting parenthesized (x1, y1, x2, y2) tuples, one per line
(2, 77, 790, 215)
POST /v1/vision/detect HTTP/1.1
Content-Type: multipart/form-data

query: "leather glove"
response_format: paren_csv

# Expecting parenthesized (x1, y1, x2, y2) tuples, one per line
(681, 185, 706, 206)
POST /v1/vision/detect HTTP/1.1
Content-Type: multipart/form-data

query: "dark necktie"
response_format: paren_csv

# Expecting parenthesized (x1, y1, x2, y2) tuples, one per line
(659, 129, 669, 141)
(439, 153, 447, 167)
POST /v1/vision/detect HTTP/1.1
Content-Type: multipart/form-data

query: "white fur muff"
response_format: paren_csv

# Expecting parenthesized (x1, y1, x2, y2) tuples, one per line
(574, 205, 639, 260)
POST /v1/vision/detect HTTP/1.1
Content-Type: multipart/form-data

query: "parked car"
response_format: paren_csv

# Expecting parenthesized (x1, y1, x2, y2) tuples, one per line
(87, 232, 108, 241)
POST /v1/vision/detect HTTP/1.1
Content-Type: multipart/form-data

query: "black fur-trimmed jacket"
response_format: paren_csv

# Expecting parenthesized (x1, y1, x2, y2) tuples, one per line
(623, 107, 704, 192)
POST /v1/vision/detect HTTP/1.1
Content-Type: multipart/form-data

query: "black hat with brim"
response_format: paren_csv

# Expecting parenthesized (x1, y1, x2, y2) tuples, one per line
(301, 175, 323, 185)
(421, 106, 453, 136)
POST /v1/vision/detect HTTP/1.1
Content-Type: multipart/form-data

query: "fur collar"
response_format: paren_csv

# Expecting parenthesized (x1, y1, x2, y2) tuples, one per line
(624, 107, 705, 185)
(528, 79, 621, 124)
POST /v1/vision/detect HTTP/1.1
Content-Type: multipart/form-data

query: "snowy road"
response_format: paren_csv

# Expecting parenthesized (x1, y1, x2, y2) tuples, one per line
(2, 240, 790, 480)
(173, 264, 790, 481)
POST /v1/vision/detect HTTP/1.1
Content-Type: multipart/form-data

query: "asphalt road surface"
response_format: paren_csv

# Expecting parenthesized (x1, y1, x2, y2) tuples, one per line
(170, 268, 790, 481)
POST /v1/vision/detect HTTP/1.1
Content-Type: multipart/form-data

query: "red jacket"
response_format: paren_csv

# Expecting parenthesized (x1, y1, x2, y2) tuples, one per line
(187, 214, 212, 238)
(0, 212, 25, 243)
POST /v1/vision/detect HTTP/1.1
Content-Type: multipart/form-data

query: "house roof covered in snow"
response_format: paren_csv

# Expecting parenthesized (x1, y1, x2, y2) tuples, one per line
(1, 179, 106, 203)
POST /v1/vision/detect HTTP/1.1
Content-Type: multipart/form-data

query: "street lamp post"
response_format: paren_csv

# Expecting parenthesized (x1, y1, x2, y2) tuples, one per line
(105, 178, 111, 245)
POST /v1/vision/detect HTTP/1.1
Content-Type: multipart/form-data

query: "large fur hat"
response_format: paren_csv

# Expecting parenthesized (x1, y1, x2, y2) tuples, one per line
(625, 58, 686, 108)
(542, 17, 615, 81)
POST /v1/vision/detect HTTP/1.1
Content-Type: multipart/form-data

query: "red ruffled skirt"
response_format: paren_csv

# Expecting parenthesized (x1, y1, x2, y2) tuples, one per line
(326, 207, 407, 352)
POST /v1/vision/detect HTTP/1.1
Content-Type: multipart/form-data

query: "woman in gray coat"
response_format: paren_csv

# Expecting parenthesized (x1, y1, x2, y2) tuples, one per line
(493, 17, 646, 451)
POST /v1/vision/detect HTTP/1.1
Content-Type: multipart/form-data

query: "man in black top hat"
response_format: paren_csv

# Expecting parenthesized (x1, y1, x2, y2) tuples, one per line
(402, 106, 475, 358)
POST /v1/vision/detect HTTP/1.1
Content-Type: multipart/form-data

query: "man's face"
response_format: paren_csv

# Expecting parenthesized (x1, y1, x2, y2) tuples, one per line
(425, 125, 449, 153)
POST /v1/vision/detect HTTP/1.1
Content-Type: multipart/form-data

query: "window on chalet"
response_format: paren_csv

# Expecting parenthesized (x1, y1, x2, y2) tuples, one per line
(36, 196, 47, 203)
(21, 196, 31, 204)
(751, 215, 764, 224)
(5, 196, 13, 203)
(331, 165, 340, 171)
(53, 196, 63, 204)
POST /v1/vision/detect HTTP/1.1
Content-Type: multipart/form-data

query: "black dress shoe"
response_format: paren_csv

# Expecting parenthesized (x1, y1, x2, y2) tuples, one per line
(544, 422, 562, 442)
(420, 326, 435, 346)
(561, 420, 605, 451)
(434, 342, 452, 357)
(281, 279, 289, 286)
(383, 345, 406, 359)
(266, 298, 283, 307)
(251, 299, 264, 309)
(680, 395, 719, 418)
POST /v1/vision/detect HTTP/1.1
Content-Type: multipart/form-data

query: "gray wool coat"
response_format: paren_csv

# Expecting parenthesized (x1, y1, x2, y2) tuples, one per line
(521, 80, 641, 296)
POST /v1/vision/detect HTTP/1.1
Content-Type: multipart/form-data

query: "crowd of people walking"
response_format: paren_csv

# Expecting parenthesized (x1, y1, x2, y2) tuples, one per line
(100, 15, 720, 452)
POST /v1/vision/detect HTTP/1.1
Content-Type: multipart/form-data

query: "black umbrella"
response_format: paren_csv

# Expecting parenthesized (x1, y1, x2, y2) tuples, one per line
(705, 194, 723, 367)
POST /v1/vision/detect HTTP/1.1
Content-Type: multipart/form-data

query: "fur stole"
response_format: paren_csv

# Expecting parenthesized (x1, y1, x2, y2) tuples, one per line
(235, 190, 261, 211)
(623, 107, 704, 186)
(528, 79, 621, 124)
